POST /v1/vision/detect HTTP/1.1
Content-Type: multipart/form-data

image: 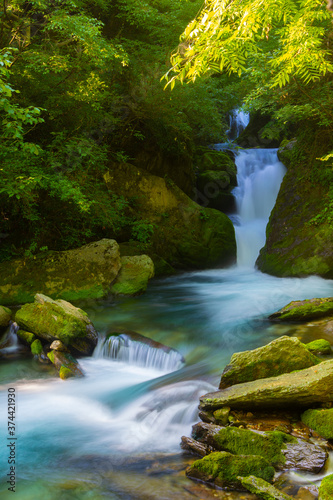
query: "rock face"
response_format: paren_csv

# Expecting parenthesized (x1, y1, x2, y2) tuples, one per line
(104, 163, 236, 269)
(0, 239, 121, 305)
(240, 476, 294, 500)
(269, 298, 333, 322)
(111, 255, 154, 295)
(219, 336, 319, 389)
(0, 305, 12, 329)
(256, 126, 333, 279)
(15, 294, 98, 355)
(301, 408, 333, 440)
(200, 359, 333, 411)
(186, 451, 275, 490)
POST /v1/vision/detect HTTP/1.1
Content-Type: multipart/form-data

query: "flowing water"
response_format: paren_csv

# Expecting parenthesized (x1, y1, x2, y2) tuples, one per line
(1, 114, 333, 499)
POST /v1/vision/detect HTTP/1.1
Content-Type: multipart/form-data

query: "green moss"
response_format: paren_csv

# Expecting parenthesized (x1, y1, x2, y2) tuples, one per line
(211, 427, 294, 466)
(304, 339, 332, 355)
(301, 408, 333, 439)
(187, 451, 275, 489)
(270, 298, 333, 322)
(59, 365, 74, 380)
(17, 329, 36, 345)
(319, 474, 333, 500)
(240, 475, 294, 500)
(31, 339, 43, 355)
(213, 408, 230, 425)
(47, 351, 55, 364)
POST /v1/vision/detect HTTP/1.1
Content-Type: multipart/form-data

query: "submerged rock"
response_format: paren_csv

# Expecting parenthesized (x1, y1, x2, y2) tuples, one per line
(111, 255, 154, 295)
(240, 475, 294, 500)
(200, 359, 333, 411)
(269, 298, 333, 322)
(186, 451, 275, 490)
(0, 239, 121, 305)
(15, 294, 97, 355)
(219, 336, 319, 389)
(319, 474, 333, 500)
(301, 408, 333, 440)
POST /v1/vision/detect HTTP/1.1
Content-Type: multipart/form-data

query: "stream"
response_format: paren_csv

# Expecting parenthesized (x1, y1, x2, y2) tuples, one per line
(1, 114, 333, 499)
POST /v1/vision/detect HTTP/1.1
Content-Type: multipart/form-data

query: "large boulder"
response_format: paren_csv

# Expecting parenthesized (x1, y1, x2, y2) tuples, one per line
(219, 336, 319, 389)
(186, 451, 275, 490)
(0, 239, 121, 305)
(15, 294, 98, 355)
(111, 255, 154, 295)
(269, 298, 333, 322)
(200, 359, 333, 411)
(301, 408, 333, 440)
(256, 125, 333, 279)
(104, 163, 236, 269)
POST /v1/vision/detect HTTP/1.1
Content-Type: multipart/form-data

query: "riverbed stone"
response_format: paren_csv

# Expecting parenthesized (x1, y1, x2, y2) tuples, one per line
(47, 350, 84, 379)
(240, 475, 294, 500)
(0, 305, 12, 328)
(186, 451, 275, 490)
(15, 294, 97, 354)
(269, 298, 333, 322)
(304, 339, 332, 355)
(111, 255, 154, 295)
(301, 408, 333, 440)
(319, 474, 333, 500)
(0, 239, 121, 305)
(200, 359, 333, 411)
(219, 336, 319, 389)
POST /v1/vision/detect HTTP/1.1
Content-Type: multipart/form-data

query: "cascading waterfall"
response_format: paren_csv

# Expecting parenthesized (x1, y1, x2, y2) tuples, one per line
(227, 109, 250, 140)
(232, 149, 286, 267)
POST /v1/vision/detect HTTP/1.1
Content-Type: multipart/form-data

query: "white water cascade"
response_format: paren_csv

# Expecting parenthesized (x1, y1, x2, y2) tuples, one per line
(232, 148, 286, 267)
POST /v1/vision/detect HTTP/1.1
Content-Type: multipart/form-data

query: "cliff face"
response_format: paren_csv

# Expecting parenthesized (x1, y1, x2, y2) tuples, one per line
(256, 126, 333, 279)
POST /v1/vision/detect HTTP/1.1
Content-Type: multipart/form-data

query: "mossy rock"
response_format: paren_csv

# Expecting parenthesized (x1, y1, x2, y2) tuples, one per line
(0, 239, 121, 305)
(196, 170, 236, 213)
(207, 426, 293, 467)
(186, 451, 275, 490)
(15, 294, 97, 354)
(17, 329, 36, 346)
(269, 298, 333, 322)
(219, 336, 320, 389)
(111, 255, 154, 296)
(213, 407, 230, 426)
(319, 474, 333, 500)
(301, 408, 333, 440)
(47, 350, 84, 378)
(104, 163, 236, 269)
(119, 242, 175, 277)
(195, 148, 237, 178)
(240, 475, 294, 500)
(304, 339, 332, 355)
(0, 305, 12, 328)
(59, 365, 75, 380)
(31, 339, 43, 356)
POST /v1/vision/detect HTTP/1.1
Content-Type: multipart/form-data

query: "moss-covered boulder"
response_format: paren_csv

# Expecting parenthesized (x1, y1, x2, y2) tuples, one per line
(47, 350, 84, 379)
(186, 451, 275, 490)
(240, 475, 294, 500)
(319, 474, 333, 500)
(269, 298, 333, 322)
(0, 239, 121, 306)
(0, 305, 12, 328)
(15, 294, 97, 355)
(304, 339, 332, 355)
(219, 336, 319, 389)
(104, 163, 236, 269)
(111, 255, 154, 295)
(200, 359, 333, 411)
(119, 242, 175, 277)
(31, 339, 43, 356)
(17, 329, 36, 346)
(301, 408, 333, 440)
(256, 125, 333, 279)
(196, 170, 236, 213)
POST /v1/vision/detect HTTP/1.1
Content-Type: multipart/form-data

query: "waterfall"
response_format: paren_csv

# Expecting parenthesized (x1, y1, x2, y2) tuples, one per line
(232, 149, 286, 267)
(227, 109, 250, 141)
(97, 334, 185, 372)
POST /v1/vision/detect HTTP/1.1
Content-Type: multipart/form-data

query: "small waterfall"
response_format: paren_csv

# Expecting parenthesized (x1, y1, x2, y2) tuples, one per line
(227, 109, 250, 141)
(0, 322, 19, 352)
(97, 334, 184, 372)
(232, 149, 286, 267)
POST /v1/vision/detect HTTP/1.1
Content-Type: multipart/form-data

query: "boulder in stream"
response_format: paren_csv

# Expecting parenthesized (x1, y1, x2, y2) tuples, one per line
(269, 298, 333, 322)
(0, 239, 121, 305)
(186, 451, 275, 490)
(304, 339, 332, 355)
(301, 408, 333, 440)
(219, 336, 319, 389)
(240, 475, 294, 500)
(47, 349, 84, 379)
(200, 359, 333, 411)
(111, 255, 154, 295)
(15, 294, 98, 355)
